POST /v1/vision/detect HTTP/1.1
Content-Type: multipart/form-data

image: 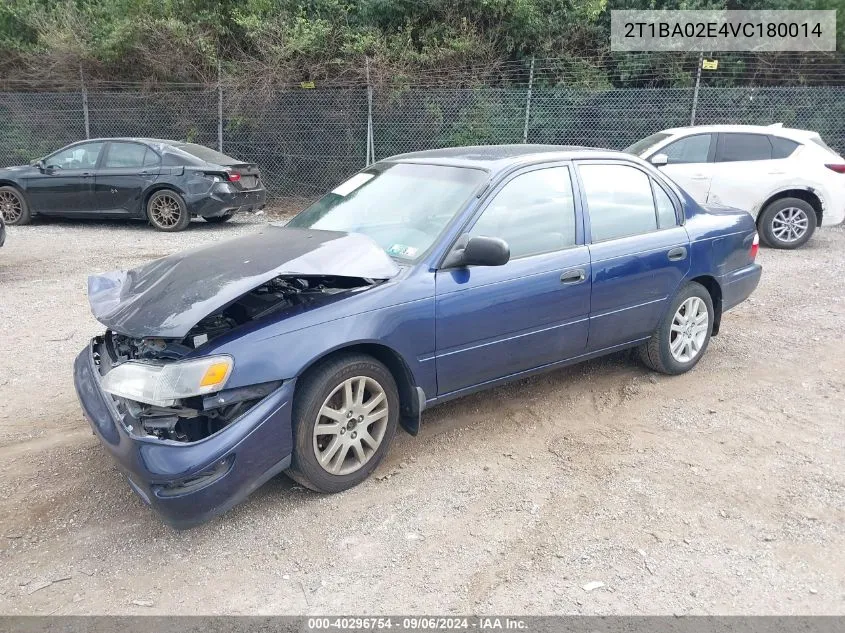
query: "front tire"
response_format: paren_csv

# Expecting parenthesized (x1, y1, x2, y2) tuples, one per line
(639, 282, 714, 375)
(286, 354, 400, 493)
(147, 189, 190, 232)
(0, 186, 31, 225)
(758, 197, 816, 249)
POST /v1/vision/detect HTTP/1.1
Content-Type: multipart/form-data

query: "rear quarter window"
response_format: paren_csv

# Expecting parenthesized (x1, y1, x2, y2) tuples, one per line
(770, 136, 799, 158)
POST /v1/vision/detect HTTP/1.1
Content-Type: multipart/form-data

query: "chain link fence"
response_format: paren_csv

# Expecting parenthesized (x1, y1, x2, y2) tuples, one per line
(1, 69, 844, 202)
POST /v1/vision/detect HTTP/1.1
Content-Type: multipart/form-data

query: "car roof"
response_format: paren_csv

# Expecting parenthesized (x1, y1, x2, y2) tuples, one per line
(65, 137, 198, 147)
(658, 124, 819, 141)
(382, 144, 635, 170)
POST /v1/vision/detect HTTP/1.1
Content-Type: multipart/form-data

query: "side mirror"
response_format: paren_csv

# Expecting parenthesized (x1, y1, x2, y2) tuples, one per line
(650, 153, 669, 167)
(30, 159, 45, 172)
(442, 234, 510, 269)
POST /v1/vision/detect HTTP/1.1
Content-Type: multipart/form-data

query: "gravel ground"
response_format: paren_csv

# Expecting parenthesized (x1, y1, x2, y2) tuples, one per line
(0, 214, 843, 615)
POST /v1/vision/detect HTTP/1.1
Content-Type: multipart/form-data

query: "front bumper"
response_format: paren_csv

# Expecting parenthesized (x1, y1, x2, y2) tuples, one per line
(73, 342, 294, 528)
(186, 184, 268, 218)
(721, 262, 762, 312)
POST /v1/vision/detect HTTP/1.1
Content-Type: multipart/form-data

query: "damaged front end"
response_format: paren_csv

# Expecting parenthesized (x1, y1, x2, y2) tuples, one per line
(75, 228, 400, 525)
(94, 273, 379, 443)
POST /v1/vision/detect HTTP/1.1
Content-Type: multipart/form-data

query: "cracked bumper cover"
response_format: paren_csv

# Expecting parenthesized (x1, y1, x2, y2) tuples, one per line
(186, 184, 267, 218)
(73, 341, 294, 528)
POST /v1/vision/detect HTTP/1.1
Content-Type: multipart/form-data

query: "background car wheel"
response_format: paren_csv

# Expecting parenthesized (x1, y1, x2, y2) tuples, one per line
(147, 190, 190, 232)
(758, 197, 816, 249)
(286, 354, 400, 493)
(203, 212, 233, 224)
(0, 186, 31, 225)
(638, 281, 714, 376)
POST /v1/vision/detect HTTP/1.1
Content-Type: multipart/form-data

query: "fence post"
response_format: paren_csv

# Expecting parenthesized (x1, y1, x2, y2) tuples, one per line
(365, 56, 375, 166)
(79, 64, 90, 139)
(217, 60, 224, 153)
(522, 56, 535, 143)
(690, 52, 703, 126)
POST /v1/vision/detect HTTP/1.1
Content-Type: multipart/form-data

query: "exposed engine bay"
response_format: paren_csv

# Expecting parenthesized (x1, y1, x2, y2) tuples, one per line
(95, 275, 375, 442)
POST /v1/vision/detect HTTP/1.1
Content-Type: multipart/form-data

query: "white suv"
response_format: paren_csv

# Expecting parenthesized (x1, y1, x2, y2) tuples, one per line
(625, 124, 845, 249)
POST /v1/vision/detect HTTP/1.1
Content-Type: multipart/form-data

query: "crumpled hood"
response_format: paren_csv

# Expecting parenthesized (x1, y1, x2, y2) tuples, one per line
(87, 226, 400, 339)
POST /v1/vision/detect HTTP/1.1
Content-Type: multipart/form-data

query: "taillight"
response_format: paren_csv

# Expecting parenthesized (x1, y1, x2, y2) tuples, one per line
(751, 232, 759, 260)
(825, 164, 845, 174)
(227, 172, 241, 182)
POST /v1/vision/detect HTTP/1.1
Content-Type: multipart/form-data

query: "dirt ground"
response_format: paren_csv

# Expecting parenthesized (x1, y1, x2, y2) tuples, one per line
(0, 212, 843, 615)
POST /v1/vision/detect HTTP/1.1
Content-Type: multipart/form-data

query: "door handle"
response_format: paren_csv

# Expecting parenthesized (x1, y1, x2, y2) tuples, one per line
(690, 174, 708, 180)
(82, 172, 92, 177)
(667, 247, 687, 261)
(560, 268, 586, 284)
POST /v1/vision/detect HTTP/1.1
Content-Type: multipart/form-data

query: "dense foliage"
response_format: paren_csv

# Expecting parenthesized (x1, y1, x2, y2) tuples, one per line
(0, 0, 841, 86)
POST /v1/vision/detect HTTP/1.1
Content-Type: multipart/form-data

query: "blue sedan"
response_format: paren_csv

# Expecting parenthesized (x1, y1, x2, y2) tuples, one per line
(73, 145, 762, 527)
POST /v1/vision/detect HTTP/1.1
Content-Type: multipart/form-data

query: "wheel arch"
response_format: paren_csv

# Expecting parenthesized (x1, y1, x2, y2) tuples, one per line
(296, 342, 424, 437)
(689, 275, 723, 336)
(142, 183, 188, 214)
(757, 188, 823, 226)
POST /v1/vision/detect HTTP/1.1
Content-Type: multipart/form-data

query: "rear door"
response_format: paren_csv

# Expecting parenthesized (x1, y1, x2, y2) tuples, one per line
(25, 141, 104, 215)
(707, 133, 798, 213)
(434, 163, 591, 395)
(651, 133, 716, 202)
(575, 161, 690, 351)
(94, 141, 161, 216)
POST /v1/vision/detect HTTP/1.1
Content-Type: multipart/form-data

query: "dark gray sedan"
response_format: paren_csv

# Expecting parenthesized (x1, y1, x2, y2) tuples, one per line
(0, 138, 266, 231)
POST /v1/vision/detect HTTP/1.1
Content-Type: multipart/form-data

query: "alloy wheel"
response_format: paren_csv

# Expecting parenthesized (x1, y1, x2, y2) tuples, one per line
(771, 207, 809, 243)
(0, 190, 23, 223)
(313, 376, 389, 476)
(669, 297, 709, 363)
(150, 194, 182, 228)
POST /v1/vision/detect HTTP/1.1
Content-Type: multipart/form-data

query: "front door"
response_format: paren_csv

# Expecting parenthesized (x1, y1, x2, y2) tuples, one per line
(652, 132, 716, 203)
(435, 164, 591, 396)
(94, 141, 161, 216)
(575, 161, 691, 351)
(25, 141, 104, 215)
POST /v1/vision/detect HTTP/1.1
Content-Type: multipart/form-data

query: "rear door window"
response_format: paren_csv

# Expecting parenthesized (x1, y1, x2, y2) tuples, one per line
(103, 142, 147, 169)
(716, 134, 773, 162)
(579, 163, 658, 241)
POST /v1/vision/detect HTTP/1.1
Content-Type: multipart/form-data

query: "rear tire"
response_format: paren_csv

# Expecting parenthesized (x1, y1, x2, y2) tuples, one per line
(203, 213, 233, 224)
(147, 189, 190, 232)
(286, 354, 400, 493)
(0, 186, 31, 225)
(639, 281, 714, 375)
(758, 197, 816, 249)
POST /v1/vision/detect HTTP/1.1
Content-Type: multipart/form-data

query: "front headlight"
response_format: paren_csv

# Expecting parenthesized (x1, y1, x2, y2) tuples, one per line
(101, 355, 234, 407)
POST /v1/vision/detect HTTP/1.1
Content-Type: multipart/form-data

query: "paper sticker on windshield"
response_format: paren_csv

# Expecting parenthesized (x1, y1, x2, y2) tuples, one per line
(332, 173, 374, 197)
(387, 244, 418, 258)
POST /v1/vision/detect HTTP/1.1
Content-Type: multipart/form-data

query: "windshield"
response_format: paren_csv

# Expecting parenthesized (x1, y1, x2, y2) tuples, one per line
(287, 163, 487, 261)
(624, 132, 672, 156)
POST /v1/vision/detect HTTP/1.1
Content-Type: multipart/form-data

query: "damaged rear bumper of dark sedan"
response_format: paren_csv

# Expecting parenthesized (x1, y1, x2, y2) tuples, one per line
(186, 182, 267, 218)
(73, 340, 294, 528)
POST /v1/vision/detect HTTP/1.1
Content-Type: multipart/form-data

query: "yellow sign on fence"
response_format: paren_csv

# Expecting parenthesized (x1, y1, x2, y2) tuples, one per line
(300, 81, 315, 89)
(702, 59, 719, 70)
